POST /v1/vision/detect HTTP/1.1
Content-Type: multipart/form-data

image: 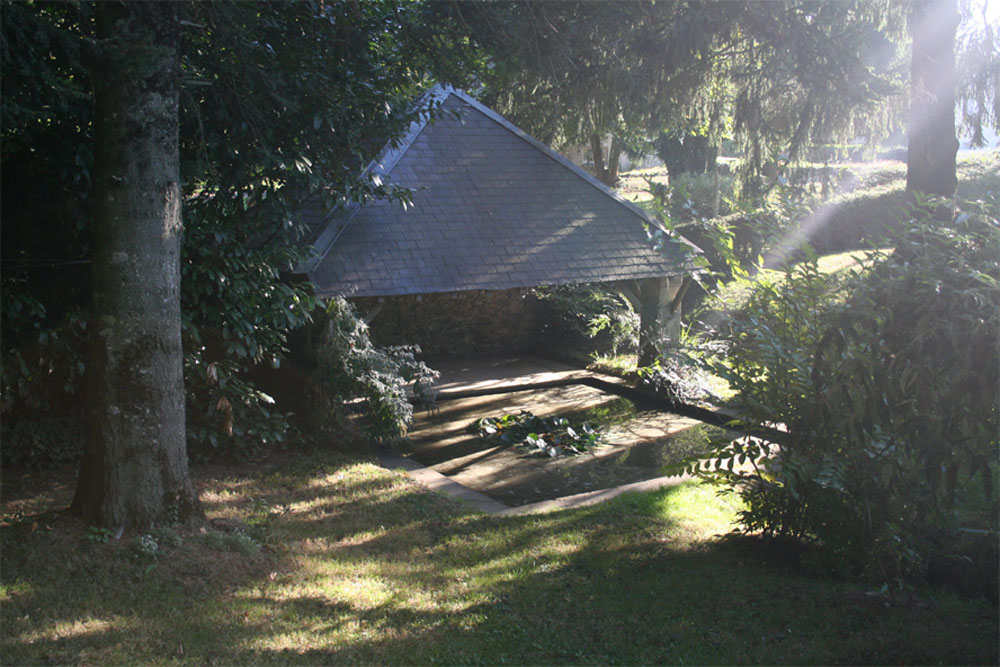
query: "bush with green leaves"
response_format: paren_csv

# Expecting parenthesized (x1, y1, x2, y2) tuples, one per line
(129, 534, 160, 560)
(683, 196, 999, 592)
(148, 524, 183, 549)
(1, 2, 431, 464)
(313, 297, 439, 443)
(664, 171, 738, 223)
(637, 335, 723, 406)
(179, 215, 318, 457)
(643, 172, 799, 286)
(531, 284, 638, 364)
(0, 298, 89, 468)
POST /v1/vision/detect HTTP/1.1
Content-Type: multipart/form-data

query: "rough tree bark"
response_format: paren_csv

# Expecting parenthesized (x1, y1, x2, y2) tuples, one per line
(907, 0, 960, 199)
(71, 2, 200, 529)
(605, 135, 622, 187)
(589, 132, 622, 187)
(590, 132, 606, 184)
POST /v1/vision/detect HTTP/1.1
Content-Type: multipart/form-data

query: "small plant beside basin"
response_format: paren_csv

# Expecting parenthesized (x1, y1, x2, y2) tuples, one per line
(472, 410, 603, 457)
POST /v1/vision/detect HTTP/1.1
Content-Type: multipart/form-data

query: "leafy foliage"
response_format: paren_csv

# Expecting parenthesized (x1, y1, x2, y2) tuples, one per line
(198, 530, 262, 556)
(956, 0, 1000, 146)
(421, 1, 906, 191)
(83, 526, 114, 544)
(661, 170, 738, 223)
(175, 1, 429, 455)
(473, 410, 603, 457)
(531, 284, 638, 364)
(313, 297, 439, 443)
(2, 1, 433, 462)
(679, 196, 999, 591)
(654, 131, 719, 177)
(129, 534, 161, 560)
(637, 336, 722, 406)
(1, 298, 88, 468)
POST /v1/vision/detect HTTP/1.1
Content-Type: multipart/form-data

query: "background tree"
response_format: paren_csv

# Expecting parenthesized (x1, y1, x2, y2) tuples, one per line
(420, 0, 904, 191)
(419, 0, 727, 186)
(69, 2, 199, 528)
(955, 0, 999, 148)
(907, 0, 961, 197)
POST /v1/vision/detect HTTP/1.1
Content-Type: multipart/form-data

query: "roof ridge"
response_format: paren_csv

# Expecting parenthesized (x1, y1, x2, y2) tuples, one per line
(296, 85, 450, 273)
(299, 84, 699, 276)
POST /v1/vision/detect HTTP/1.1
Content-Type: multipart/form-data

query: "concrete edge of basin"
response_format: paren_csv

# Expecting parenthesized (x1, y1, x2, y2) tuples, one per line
(377, 445, 509, 514)
(377, 444, 695, 517)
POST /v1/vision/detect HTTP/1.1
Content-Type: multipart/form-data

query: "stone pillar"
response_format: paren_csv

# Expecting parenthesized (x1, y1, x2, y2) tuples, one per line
(637, 275, 690, 368)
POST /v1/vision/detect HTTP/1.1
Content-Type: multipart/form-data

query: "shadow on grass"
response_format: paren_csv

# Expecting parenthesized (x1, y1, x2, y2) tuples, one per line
(2, 451, 997, 666)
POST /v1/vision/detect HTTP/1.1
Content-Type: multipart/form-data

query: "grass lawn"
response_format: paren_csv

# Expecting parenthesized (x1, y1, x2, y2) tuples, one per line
(3, 450, 996, 665)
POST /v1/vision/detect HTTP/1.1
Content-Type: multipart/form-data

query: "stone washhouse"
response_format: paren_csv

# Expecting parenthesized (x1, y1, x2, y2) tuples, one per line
(295, 86, 701, 365)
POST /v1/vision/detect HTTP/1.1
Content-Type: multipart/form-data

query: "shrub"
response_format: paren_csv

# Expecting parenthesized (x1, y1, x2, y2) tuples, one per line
(684, 196, 999, 593)
(531, 284, 638, 364)
(791, 184, 906, 256)
(638, 324, 727, 406)
(0, 300, 88, 468)
(666, 171, 738, 222)
(129, 534, 160, 560)
(313, 297, 439, 443)
(148, 524, 183, 549)
(653, 131, 718, 176)
(759, 152, 996, 260)
(0, 417, 83, 469)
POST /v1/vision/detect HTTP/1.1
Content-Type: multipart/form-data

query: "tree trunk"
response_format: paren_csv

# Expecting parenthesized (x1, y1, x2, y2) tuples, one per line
(907, 0, 959, 199)
(71, 2, 200, 530)
(590, 133, 621, 187)
(590, 132, 606, 184)
(605, 135, 622, 187)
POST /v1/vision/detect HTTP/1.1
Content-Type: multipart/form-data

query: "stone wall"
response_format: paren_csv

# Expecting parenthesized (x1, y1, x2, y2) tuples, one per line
(352, 289, 541, 360)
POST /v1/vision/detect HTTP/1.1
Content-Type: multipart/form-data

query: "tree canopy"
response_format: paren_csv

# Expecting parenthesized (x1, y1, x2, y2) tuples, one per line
(420, 0, 907, 189)
(1, 0, 432, 468)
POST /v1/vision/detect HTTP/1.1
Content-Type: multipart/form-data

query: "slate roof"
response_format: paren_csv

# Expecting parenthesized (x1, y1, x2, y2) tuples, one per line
(302, 86, 698, 298)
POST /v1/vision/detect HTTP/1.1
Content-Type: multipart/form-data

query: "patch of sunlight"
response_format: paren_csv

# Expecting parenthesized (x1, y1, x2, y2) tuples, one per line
(253, 630, 330, 655)
(815, 248, 889, 275)
(589, 353, 638, 377)
(653, 481, 742, 542)
(17, 616, 116, 644)
(304, 471, 351, 490)
(293, 536, 339, 553)
(252, 612, 425, 656)
(439, 554, 539, 590)
(335, 526, 395, 547)
(275, 560, 399, 610)
(626, 190, 654, 203)
(286, 496, 337, 516)
(305, 462, 386, 487)
(200, 487, 245, 505)
(0, 581, 32, 601)
(331, 575, 395, 609)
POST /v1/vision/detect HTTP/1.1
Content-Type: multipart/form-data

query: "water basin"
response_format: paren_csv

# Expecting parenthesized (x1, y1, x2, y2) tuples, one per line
(403, 383, 731, 507)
